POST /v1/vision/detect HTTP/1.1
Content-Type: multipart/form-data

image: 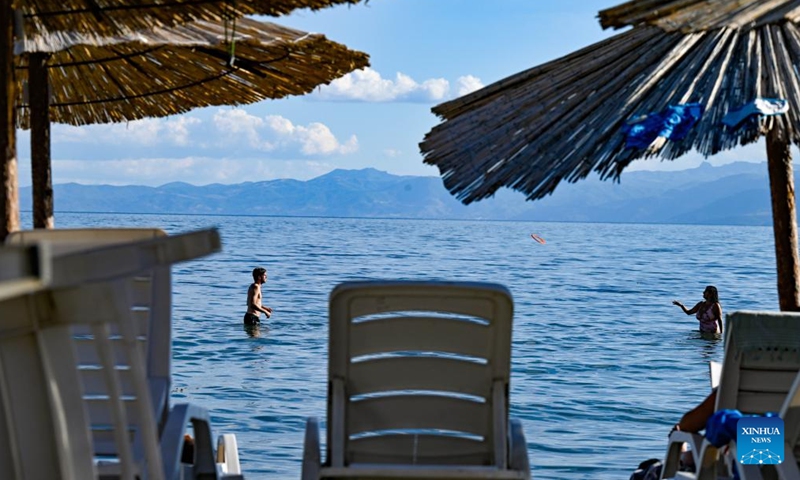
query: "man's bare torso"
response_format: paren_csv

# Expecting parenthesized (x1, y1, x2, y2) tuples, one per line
(246, 283, 262, 316)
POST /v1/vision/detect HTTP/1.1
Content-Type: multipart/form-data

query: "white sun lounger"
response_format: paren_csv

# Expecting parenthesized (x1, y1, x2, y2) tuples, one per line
(6, 228, 174, 436)
(660, 310, 800, 480)
(0, 229, 242, 479)
(302, 280, 530, 480)
(709, 361, 722, 390)
(773, 371, 800, 479)
(726, 369, 800, 480)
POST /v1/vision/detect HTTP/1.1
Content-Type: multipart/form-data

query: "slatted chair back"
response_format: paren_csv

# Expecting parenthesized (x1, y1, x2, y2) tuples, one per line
(327, 281, 514, 468)
(5, 229, 173, 471)
(0, 238, 172, 480)
(717, 311, 800, 415)
(760, 370, 800, 480)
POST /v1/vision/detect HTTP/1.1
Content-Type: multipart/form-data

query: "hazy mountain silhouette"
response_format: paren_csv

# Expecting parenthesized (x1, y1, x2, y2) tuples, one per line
(20, 161, 778, 225)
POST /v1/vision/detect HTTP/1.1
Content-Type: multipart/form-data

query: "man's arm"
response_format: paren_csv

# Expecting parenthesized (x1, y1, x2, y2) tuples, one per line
(258, 298, 272, 317)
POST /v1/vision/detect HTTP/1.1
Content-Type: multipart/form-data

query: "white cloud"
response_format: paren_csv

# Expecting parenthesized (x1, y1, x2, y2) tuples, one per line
(120, 120, 162, 146)
(456, 75, 484, 96)
(212, 110, 358, 156)
(316, 68, 451, 102)
(213, 109, 270, 149)
(164, 117, 201, 146)
(52, 116, 202, 147)
(265, 115, 294, 136)
(45, 109, 358, 159)
(312, 69, 484, 103)
(383, 148, 402, 158)
(295, 122, 358, 155)
(421, 78, 450, 100)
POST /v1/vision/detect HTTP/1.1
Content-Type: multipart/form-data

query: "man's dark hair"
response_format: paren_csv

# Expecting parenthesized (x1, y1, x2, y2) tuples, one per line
(252, 267, 267, 281)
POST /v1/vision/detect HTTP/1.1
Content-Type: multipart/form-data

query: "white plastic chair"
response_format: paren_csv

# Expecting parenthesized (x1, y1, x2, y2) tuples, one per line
(660, 310, 800, 480)
(6, 229, 172, 417)
(773, 371, 800, 479)
(0, 229, 242, 479)
(727, 370, 800, 480)
(709, 361, 722, 390)
(302, 280, 530, 479)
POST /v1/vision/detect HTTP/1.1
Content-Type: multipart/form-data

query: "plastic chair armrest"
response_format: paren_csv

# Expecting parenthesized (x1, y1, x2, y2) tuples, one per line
(302, 417, 321, 480)
(662, 430, 705, 478)
(217, 433, 241, 476)
(161, 403, 217, 480)
(508, 418, 530, 478)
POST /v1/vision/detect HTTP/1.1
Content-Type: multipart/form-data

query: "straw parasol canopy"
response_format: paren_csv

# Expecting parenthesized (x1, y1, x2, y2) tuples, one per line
(17, 17, 368, 228)
(598, 0, 800, 31)
(420, 0, 800, 310)
(16, 17, 369, 126)
(16, 0, 367, 37)
(1, 0, 369, 240)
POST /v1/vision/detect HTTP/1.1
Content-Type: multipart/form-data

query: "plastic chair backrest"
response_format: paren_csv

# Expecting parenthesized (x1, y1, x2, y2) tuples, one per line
(327, 281, 514, 468)
(6, 229, 172, 452)
(718, 311, 800, 414)
(0, 231, 205, 479)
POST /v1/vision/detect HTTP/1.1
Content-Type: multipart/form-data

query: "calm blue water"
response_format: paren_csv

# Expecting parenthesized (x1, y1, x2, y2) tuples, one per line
(20, 212, 780, 479)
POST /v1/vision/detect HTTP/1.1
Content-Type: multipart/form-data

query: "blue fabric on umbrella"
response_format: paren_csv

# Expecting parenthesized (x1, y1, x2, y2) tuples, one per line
(722, 98, 789, 128)
(624, 103, 704, 149)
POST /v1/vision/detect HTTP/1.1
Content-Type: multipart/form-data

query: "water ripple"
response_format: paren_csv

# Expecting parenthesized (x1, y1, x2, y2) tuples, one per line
(44, 213, 781, 479)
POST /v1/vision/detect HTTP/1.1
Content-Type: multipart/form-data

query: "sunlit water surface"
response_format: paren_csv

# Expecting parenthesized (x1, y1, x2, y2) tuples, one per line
(28, 212, 780, 479)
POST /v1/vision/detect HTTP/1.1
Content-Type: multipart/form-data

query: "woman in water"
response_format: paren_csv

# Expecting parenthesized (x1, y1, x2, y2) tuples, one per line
(673, 285, 723, 334)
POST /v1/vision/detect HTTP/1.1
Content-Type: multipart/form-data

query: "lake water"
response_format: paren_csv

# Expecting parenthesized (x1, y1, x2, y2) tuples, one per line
(19, 212, 781, 479)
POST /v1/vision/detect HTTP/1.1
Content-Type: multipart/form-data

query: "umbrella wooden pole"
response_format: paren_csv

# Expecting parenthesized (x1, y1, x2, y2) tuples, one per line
(29, 52, 53, 229)
(767, 120, 800, 311)
(0, 3, 18, 241)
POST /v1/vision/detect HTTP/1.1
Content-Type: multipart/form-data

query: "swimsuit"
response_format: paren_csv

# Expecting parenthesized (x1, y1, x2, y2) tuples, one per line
(697, 304, 719, 333)
(243, 312, 260, 325)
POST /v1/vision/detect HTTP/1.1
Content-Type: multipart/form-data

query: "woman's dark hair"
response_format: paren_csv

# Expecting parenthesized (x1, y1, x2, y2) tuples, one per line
(705, 285, 719, 303)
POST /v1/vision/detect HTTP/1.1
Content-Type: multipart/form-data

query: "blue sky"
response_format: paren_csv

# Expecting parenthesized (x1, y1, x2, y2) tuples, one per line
(17, 0, 768, 187)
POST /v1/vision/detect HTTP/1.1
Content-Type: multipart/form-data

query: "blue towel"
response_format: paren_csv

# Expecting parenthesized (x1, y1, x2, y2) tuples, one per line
(624, 103, 704, 149)
(705, 409, 743, 448)
(722, 98, 789, 128)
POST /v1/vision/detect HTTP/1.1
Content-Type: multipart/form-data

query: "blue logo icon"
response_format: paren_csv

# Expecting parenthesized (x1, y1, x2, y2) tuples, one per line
(737, 416, 784, 465)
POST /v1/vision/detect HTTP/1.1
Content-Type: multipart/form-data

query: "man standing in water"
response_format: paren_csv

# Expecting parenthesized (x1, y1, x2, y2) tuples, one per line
(245, 267, 272, 325)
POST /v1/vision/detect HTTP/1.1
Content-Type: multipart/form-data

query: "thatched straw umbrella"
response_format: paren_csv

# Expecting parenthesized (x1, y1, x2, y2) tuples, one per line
(420, 0, 800, 311)
(19, 0, 366, 37)
(15, 17, 368, 228)
(1, 0, 368, 239)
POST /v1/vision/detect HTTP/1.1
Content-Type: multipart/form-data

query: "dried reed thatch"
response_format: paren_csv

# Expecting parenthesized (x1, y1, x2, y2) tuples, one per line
(15, 17, 369, 127)
(16, 0, 367, 37)
(420, 6, 800, 204)
(599, 0, 800, 32)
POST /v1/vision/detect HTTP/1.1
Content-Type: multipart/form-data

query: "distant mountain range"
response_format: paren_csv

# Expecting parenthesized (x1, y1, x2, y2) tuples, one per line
(19, 161, 781, 225)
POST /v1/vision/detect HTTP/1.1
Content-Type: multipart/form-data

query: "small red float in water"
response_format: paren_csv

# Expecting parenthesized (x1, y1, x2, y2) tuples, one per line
(530, 233, 546, 244)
